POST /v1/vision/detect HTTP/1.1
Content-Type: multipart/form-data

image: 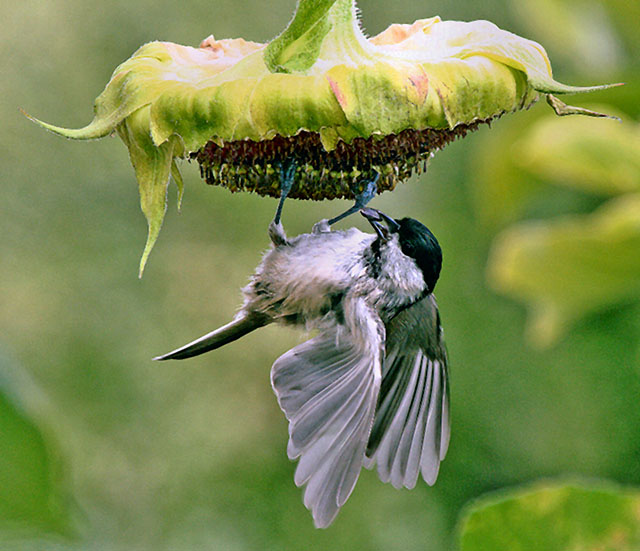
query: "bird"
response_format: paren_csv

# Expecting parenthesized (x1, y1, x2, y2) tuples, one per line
(155, 207, 450, 528)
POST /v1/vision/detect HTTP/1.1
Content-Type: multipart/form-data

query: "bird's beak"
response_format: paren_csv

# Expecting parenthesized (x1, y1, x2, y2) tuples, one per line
(360, 208, 400, 241)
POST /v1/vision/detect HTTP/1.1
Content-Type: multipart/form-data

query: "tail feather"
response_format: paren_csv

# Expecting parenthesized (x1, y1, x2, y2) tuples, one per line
(154, 313, 270, 360)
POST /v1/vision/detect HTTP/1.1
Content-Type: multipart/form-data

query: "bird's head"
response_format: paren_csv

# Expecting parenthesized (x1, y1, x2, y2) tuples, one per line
(360, 208, 442, 294)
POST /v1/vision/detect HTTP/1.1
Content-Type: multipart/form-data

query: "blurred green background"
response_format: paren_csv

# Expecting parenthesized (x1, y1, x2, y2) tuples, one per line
(2, 0, 639, 549)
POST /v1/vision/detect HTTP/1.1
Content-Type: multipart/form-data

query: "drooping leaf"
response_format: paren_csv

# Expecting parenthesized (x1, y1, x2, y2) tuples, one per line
(117, 108, 185, 277)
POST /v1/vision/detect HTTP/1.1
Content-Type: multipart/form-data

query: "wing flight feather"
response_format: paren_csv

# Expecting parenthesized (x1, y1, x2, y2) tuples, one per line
(271, 319, 382, 528)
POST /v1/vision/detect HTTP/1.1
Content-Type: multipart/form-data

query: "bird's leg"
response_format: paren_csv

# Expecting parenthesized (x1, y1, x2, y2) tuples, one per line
(328, 172, 379, 226)
(273, 159, 297, 225)
(312, 173, 380, 234)
(269, 158, 297, 246)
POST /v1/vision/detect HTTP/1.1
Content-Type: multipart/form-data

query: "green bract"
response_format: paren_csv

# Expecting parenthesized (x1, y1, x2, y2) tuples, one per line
(26, 0, 618, 275)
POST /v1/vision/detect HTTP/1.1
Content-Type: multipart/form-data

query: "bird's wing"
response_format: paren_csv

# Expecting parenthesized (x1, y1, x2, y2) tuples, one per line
(365, 294, 449, 489)
(271, 303, 383, 528)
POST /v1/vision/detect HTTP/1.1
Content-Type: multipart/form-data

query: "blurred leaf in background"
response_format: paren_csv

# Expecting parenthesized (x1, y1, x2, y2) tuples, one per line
(487, 185, 640, 347)
(0, 351, 73, 545)
(517, 113, 640, 196)
(479, 103, 640, 346)
(472, 0, 640, 346)
(458, 480, 640, 551)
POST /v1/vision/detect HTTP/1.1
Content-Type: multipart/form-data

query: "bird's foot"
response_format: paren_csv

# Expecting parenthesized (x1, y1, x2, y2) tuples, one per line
(312, 219, 331, 234)
(327, 172, 380, 226)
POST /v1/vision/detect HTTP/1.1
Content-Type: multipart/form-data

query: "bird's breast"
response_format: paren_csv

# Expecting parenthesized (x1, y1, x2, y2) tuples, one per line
(248, 229, 373, 324)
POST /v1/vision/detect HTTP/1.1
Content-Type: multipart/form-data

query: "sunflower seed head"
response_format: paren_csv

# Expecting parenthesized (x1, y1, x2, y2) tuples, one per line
(195, 120, 488, 199)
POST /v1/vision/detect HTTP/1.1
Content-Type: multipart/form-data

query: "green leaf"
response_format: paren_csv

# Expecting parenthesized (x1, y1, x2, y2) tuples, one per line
(487, 194, 640, 347)
(264, 0, 339, 73)
(0, 353, 72, 536)
(458, 481, 640, 551)
(515, 111, 640, 197)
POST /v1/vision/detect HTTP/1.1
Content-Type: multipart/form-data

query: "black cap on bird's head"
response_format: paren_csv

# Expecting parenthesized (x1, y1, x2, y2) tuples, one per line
(360, 208, 443, 293)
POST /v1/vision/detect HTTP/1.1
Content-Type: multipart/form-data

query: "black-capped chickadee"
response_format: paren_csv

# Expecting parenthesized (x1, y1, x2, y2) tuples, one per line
(155, 208, 449, 528)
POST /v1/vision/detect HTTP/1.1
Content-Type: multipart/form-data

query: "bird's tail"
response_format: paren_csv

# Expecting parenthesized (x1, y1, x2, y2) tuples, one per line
(153, 312, 270, 361)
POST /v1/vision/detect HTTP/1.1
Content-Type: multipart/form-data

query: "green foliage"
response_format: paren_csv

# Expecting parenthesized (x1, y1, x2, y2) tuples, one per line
(480, 111, 640, 345)
(5, 0, 639, 549)
(488, 194, 640, 346)
(458, 481, 640, 551)
(264, 0, 338, 73)
(476, 0, 640, 347)
(0, 354, 71, 539)
(517, 114, 640, 196)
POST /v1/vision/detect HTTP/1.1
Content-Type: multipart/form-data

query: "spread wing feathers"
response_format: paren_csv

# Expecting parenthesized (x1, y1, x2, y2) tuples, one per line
(365, 294, 450, 490)
(271, 327, 382, 528)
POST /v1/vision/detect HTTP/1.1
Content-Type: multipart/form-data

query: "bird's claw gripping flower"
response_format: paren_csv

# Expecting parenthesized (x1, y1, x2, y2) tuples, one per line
(25, 0, 620, 275)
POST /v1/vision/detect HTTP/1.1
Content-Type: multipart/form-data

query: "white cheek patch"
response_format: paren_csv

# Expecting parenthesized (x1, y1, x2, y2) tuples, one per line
(378, 237, 426, 302)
